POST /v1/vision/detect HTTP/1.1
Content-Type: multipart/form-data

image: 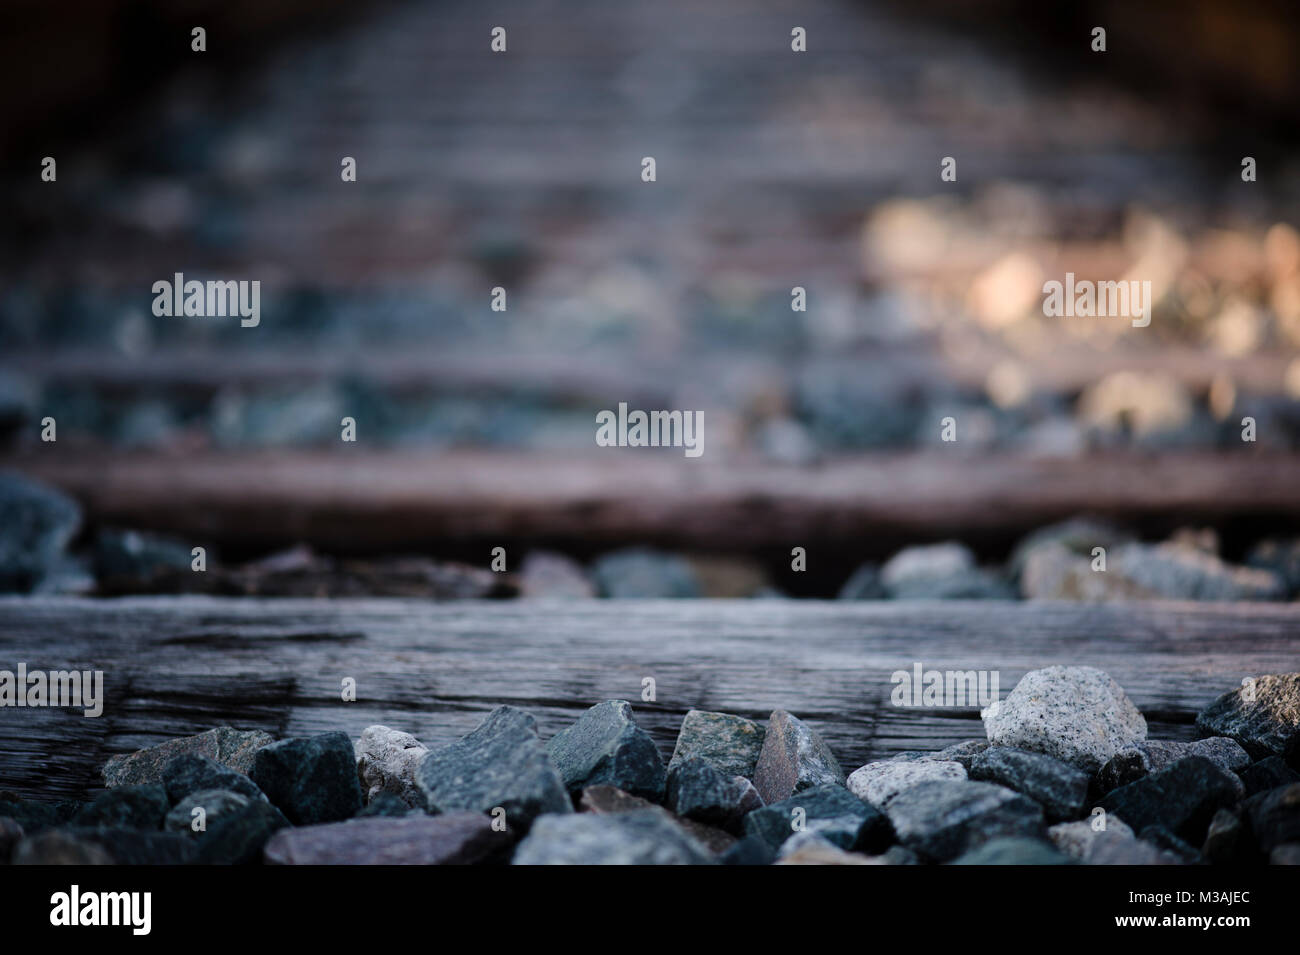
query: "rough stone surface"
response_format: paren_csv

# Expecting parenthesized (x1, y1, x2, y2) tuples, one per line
(743, 783, 891, 853)
(847, 758, 967, 809)
(72, 784, 170, 829)
(1196, 673, 1300, 760)
(195, 798, 289, 865)
(1270, 844, 1300, 864)
(720, 835, 777, 866)
(1201, 809, 1248, 864)
(1096, 737, 1251, 794)
(590, 547, 700, 598)
(950, 836, 1072, 865)
(1085, 836, 1183, 865)
(969, 747, 1091, 821)
(546, 700, 665, 801)
(250, 731, 363, 825)
(1010, 517, 1132, 579)
(1099, 756, 1245, 843)
(665, 757, 762, 832)
(668, 710, 765, 779)
(264, 812, 498, 865)
(752, 709, 845, 804)
(0, 472, 82, 593)
(1139, 825, 1202, 863)
(165, 789, 251, 833)
(93, 527, 194, 587)
(416, 705, 570, 830)
(935, 740, 990, 769)
(512, 811, 713, 864)
(356, 792, 422, 818)
(103, 727, 274, 787)
(983, 665, 1147, 771)
(576, 785, 735, 853)
(37, 828, 196, 865)
(163, 753, 265, 804)
(354, 725, 428, 807)
(518, 550, 596, 598)
(1237, 756, 1300, 796)
(1243, 783, 1300, 854)
(884, 779, 1045, 862)
(0, 793, 79, 833)
(1048, 817, 1136, 861)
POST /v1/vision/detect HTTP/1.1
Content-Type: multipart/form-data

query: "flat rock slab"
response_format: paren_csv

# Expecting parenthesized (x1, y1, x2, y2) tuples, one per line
(4, 597, 1299, 803)
(264, 813, 497, 865)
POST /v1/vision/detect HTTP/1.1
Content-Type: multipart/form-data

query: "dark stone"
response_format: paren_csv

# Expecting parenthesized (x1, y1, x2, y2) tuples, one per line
(950, 836, 1072, 865)
(512, 811, 713, 865)
(837, 563, 884, 600)
(665, 757, 763, 832)
(1139, 825, 1203, 864)
(195, 799, 289, 865)
(668, 710, 765, 779)
(94, 527, 195, 588)
(720, 834, 777, 865)
(264, 813, 498, 864)
(546, 700, 665, 801)
(1237, 756, 1300, 796)
(743, 783, 891, 853)
(969, 747, 1090, 821)
(163, 754, 264, 804)
(1099, 756, 1244, 844)
(415, 706, 570, 832)
(103, 727, 275, 787)
(355, 792, 420, 818)
(884, 780, 1045, 863)
(12, 830, 113, 865)
(1195, 673, 1300, 761)
(752, 709, 845, 804)
(43, 827, 197, 864)
(1096, 738, 1251, 794)
(0, 471, 82, 593)
(1271, 844, 1300, 864)
(1201, 809, 1250, 864)
(250, 731, 363, 825)
(0, 792, 79, 833)
(165, 790, 250, 832)
(0, 817, 23, 863)
(936, 740, 990, 770)
(72, 784, 169, 830)
(1243, 783, 1300, 854)
(576, 785, 734, 854)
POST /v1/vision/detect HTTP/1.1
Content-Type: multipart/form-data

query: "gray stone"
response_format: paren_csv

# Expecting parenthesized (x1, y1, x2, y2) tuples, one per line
(983, 666, 1147, 771)
(93, 527, 194, 587)
(969, 747, 1091, 821)
(512, 811, 714, 864)
(1139, 825, 1202, 863)
(1096, 737, 1251, 794)
(665, 758, 763, 832)
(162, 753, 265, 804)
(1237, 756, 1300, 796)
(950, 836, 1072, 865)
(264, 812, 498, 865)
(668, 710, 765, 779)
(250, 731, 363, 825)
(590, 548, 700, 598)
(103, 727, 274, 787)
(720, 834, 777, 866)
(355, 792, 422, 818)
(1200, 809, 1248, 864)
(847, 758, 967, 809)
(935, 740, 990, 769)
(837, 563, 884, 600)
(743, 783, 892, 853)
(1010, 517, 1133, 579)
(883, 780, 1045, 862)
(576, 785, 736, 854)
(31, 828, 196, 865)
(0, 472, 82, 593)
(546, 700, 665, 801)
(879, 542, 1013, 599)
(1099, 756, 1245, 843)
(752, 709, 845, 804)
(1246, 538, 1300, 596)
(1196, 672, 1300, 761)
(1048, 817, 1136, 861)
(165, 789, 251, 832)
(775, 832, 878, 864)
(1086, 836, 1185, 865)
(518, 550, 595, 598)
(0, 817, 24, 863)
(354, 725, 428, 807)
(416, 705, 571, 830)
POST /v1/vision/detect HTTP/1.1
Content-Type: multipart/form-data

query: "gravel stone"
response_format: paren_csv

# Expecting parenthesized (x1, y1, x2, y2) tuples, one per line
(752, 709, 845, 803)
(354, 725, 428, 807)
(1096, 737, 1251, 794)
(1196, 672, 1300, 761)
(883, 779, 1045, 862)
(264, 813, 498, 864)
(668, 710, 765, 779)
(250, 731, 363, 825)
(1099, 756, 1245, 843)
(847, 759, 967, 809)
(512, 811, 713, 864)
(665, 757, 762, 832)
(546, 700, 665, 801)
(743, 783, 892, 853)
(969, 747, 1091, 821)
(103, 727, 274, 788)
(165, 789, 251, 833)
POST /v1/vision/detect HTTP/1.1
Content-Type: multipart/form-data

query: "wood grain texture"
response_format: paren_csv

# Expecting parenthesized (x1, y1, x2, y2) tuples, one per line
(1, 596, 1297, 801)
(5, 449, 1300, 555)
